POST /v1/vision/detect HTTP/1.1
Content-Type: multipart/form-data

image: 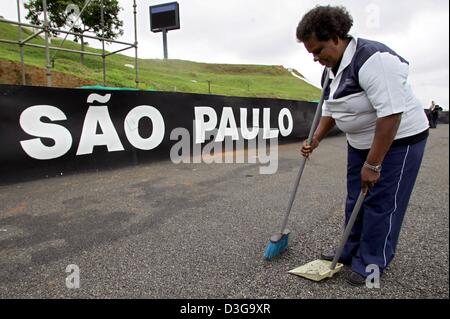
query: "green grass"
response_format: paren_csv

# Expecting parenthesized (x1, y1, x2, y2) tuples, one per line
(0, 22, 320, 101)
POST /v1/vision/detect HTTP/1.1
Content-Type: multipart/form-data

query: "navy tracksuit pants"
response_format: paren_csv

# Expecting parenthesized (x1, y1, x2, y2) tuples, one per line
(341, 138, 427, 278)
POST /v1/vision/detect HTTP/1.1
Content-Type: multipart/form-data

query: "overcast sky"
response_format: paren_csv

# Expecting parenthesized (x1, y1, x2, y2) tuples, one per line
(2, 0, 449, 109)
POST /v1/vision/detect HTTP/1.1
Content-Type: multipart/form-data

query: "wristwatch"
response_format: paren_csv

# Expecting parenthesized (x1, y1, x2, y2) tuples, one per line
(363, 162, 382, 173)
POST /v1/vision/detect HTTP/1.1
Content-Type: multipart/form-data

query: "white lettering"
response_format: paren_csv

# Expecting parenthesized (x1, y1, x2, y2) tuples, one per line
(170, 127, 190, 164)
(240, 108, 259, 140)
(263, 108, 279, 139)
(180, 303, 214, 316)
(124, 105, 165, 150)
(202, 129, 223, 164)
(76, 106, 124, 155)
(278, 108, 293, 136)
(65, 264, 80, 289)
(194, 106, 217, 143)
(19, 105, 72, 160)
(216, 107, 239, 142)
(365, 264, 380, 288)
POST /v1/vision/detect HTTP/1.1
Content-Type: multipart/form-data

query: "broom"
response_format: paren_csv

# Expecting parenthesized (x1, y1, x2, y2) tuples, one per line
(263, 68, 330, 260)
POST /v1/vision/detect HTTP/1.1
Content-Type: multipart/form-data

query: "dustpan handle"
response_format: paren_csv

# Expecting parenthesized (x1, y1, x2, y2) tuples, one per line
(330, 191, 366, 270)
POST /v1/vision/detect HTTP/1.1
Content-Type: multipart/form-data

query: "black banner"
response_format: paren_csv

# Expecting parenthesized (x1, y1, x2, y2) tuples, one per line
(0, 84, 330, 184)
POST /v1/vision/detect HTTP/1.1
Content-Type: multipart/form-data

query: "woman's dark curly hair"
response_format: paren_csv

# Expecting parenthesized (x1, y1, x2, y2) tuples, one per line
(296, 5, 353, 42)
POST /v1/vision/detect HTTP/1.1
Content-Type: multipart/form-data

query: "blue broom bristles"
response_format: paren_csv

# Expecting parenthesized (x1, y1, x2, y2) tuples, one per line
(263, 233, 289, 260)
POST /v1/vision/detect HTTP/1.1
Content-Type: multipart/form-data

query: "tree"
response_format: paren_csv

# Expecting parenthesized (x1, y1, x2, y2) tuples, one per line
(24, 0, 124, 64)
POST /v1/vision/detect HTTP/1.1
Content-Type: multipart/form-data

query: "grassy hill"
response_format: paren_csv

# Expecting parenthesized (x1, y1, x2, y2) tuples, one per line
(0, 22, 320, 101)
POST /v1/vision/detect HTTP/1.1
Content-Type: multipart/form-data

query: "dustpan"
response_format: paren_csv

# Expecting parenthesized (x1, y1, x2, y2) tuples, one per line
(288, 259, 343, 281)
(289, 191, 366, 282)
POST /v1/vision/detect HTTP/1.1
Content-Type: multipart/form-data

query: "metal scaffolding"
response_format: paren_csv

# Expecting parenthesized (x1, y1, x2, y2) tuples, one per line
(0, 0, 139, 87)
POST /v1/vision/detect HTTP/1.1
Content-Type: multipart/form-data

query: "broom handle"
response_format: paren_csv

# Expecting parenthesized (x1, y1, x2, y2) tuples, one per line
(330, 191, 366, 270)
(279, 68, 330, 233)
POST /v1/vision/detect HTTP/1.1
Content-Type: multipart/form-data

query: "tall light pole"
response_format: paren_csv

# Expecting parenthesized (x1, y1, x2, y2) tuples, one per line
(162, 28, 168, 59)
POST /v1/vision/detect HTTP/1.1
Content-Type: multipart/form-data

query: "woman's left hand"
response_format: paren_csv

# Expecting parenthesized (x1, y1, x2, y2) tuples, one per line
(361, 167, 381, 195)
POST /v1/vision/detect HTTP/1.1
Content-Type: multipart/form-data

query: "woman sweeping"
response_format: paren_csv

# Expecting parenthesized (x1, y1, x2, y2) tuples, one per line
(297, 5, 429, 285)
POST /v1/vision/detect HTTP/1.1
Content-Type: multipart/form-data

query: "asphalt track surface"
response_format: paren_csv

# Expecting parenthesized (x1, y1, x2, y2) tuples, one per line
(0, 125, 448, 299)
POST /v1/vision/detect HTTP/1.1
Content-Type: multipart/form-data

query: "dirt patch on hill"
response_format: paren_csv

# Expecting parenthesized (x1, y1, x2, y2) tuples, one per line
(0, 59, 95, 88)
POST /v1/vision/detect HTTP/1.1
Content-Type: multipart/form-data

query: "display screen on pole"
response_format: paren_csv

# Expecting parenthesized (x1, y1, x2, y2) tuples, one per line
(150, 2, 180, 32)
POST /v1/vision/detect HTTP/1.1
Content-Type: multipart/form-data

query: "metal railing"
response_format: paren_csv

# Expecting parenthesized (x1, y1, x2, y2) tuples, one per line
(0, 0, 139, 87)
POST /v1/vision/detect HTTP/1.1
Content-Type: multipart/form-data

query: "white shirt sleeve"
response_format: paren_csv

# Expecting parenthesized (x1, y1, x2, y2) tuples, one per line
(322, 101, 332, 117)
(358, 52, 409, 118)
